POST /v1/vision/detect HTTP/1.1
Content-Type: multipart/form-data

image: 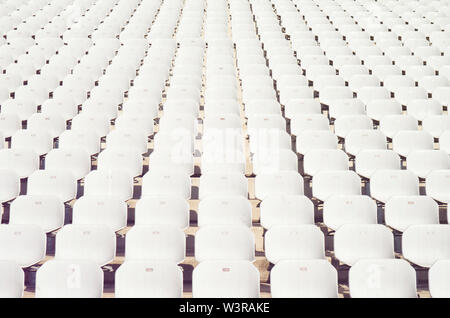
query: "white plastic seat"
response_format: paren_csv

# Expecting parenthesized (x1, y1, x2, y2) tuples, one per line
(407, 150, 449, 178)
(355, 150, 401, 179)
(55, 224, 116, 266)
(260, 194, 313, 229)
(284, 99, 322, 118)
(198, 196, 251, 228)
(35, 260, 103, 298)
(58, 130, 101, 156)
(345, 130, 386, 156)
(379, 115, 419, 138)
(407, 99, 443, 121)
(71, 113, 111, 137)
(370, 170, 419, 203)
(115, 261, 183, 298)
(432, 87, 450, 107)
(323, 195, 377, 231)
(426, 170, 450, 204)
(385, 196, 439, 232)
(252, 149, 297, 175)
(328, 99, 366, 120)
(27, 113, 66, 139)
(290, 114, 330, 136)
(198, 167, 247, 197)
(125, 225, 185, 263)
(192, 260, 260, 298)
(0, 261, 24, 298)
(403, 225, 450, 268)
(265, 225, 325, 264)
(27, 169, 77, 203)
(392, 131, 434, 158)
(0, 113, 21, 138)
(255, 171, 304, 200)
(1, 98, 36, 122)
(366, 99, 402, 121)
(142, 170, 191, 200)
(97, 148, 142, 177)
(440, 131, 450, 155)
(72, 195, 127, 232)
(135, 195, 189, 229)
(422, 115, 450, 139)
(0, 148, 38, 179)
(9, 194, 64, 233)
(312, 170, 361, 201)
(349, 259, 417, 298)
(429, 260, 450, 298)
(45, 148, 91, 180)
(334, 224, 394, 266)
(106, 129, 148, 154)
(195, 225, 255, 262)
(334, 115, 373, 138)
(303, 149, 349, 176)
(84, 169, 134, 202)
(0, 224, 46, 268)
(296, 130, 338, 155)
(271, 260, 338, 298)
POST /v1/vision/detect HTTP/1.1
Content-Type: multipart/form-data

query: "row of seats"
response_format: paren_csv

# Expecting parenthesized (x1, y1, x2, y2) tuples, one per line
(0, 0, 449, 298)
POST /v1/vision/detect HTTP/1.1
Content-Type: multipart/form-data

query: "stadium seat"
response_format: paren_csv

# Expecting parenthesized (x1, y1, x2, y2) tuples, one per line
(271, 260, 338, 298)
(35, 260, 103, 298)
(192, 260, 260, 298)
(429, 260, 450, 298)
(55, 224, 116, 266)
(0, 224, 46, 268)
(0, 261, 24, 298)
(370, 170, 420, 203)
(115, 261, 183, 298)
(195, 225, 255, 262)
(198, 195, 252, 228)
(349, 259, 417, 298)
(385, 196, 439, 232)
(265, 225, 325, 264)
(323, 195, 377, 231)
(334, 224, 394, 266)
(426, 170, 450, 204)
(125, 225, 185, 263)
(403, 225, 450, 267)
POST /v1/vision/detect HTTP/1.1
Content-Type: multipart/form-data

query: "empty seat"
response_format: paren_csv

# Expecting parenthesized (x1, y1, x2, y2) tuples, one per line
(192, 260, 260, 298)
(45, 148, 91, 180)
(0, 260, 24, 298)
(407, 150, 449, 178)
(349, 259, 417, 298)
(323, 195, 377, 231)
(84, 169, 134, 202)
(393, 131, 434, 157)
(385, 196, 439, 232)
(27, 169, 77, 203)
(334, 224, 394, 266)
(72, 195, 127, 232)
(115, 261, 183, 298)
(97, 148, 143, 177)
(403, 225, 450, 267)
(195, 225, 255, 262)
(429, 260, 450, 298)
(260, 195, 314, 229)
(370, 170, 419, 203)
(296, 130, 338, 155)
(426, 170, 450, 204)
(55, 224, 116, 266)
(265, 225, 325, 264)
(255, 171, 304, 199)
(199, 172, 247, 199)
(355, 150, 401, 179)
(125, 225, 185, 263)
(198, 195, 252, 228)
(0, 224, 46, 268)
(35, 260, 103, 298)
(345, 130, 386, 156)
(422, 115, 450, 139)
(312, 171, 361, 201)
(271, 260, 338, 298)
(9, 195, 64, 233)
(379, 115, 418, 139)
(135, 195, 189, 229)
(303, 149, 349, 176)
